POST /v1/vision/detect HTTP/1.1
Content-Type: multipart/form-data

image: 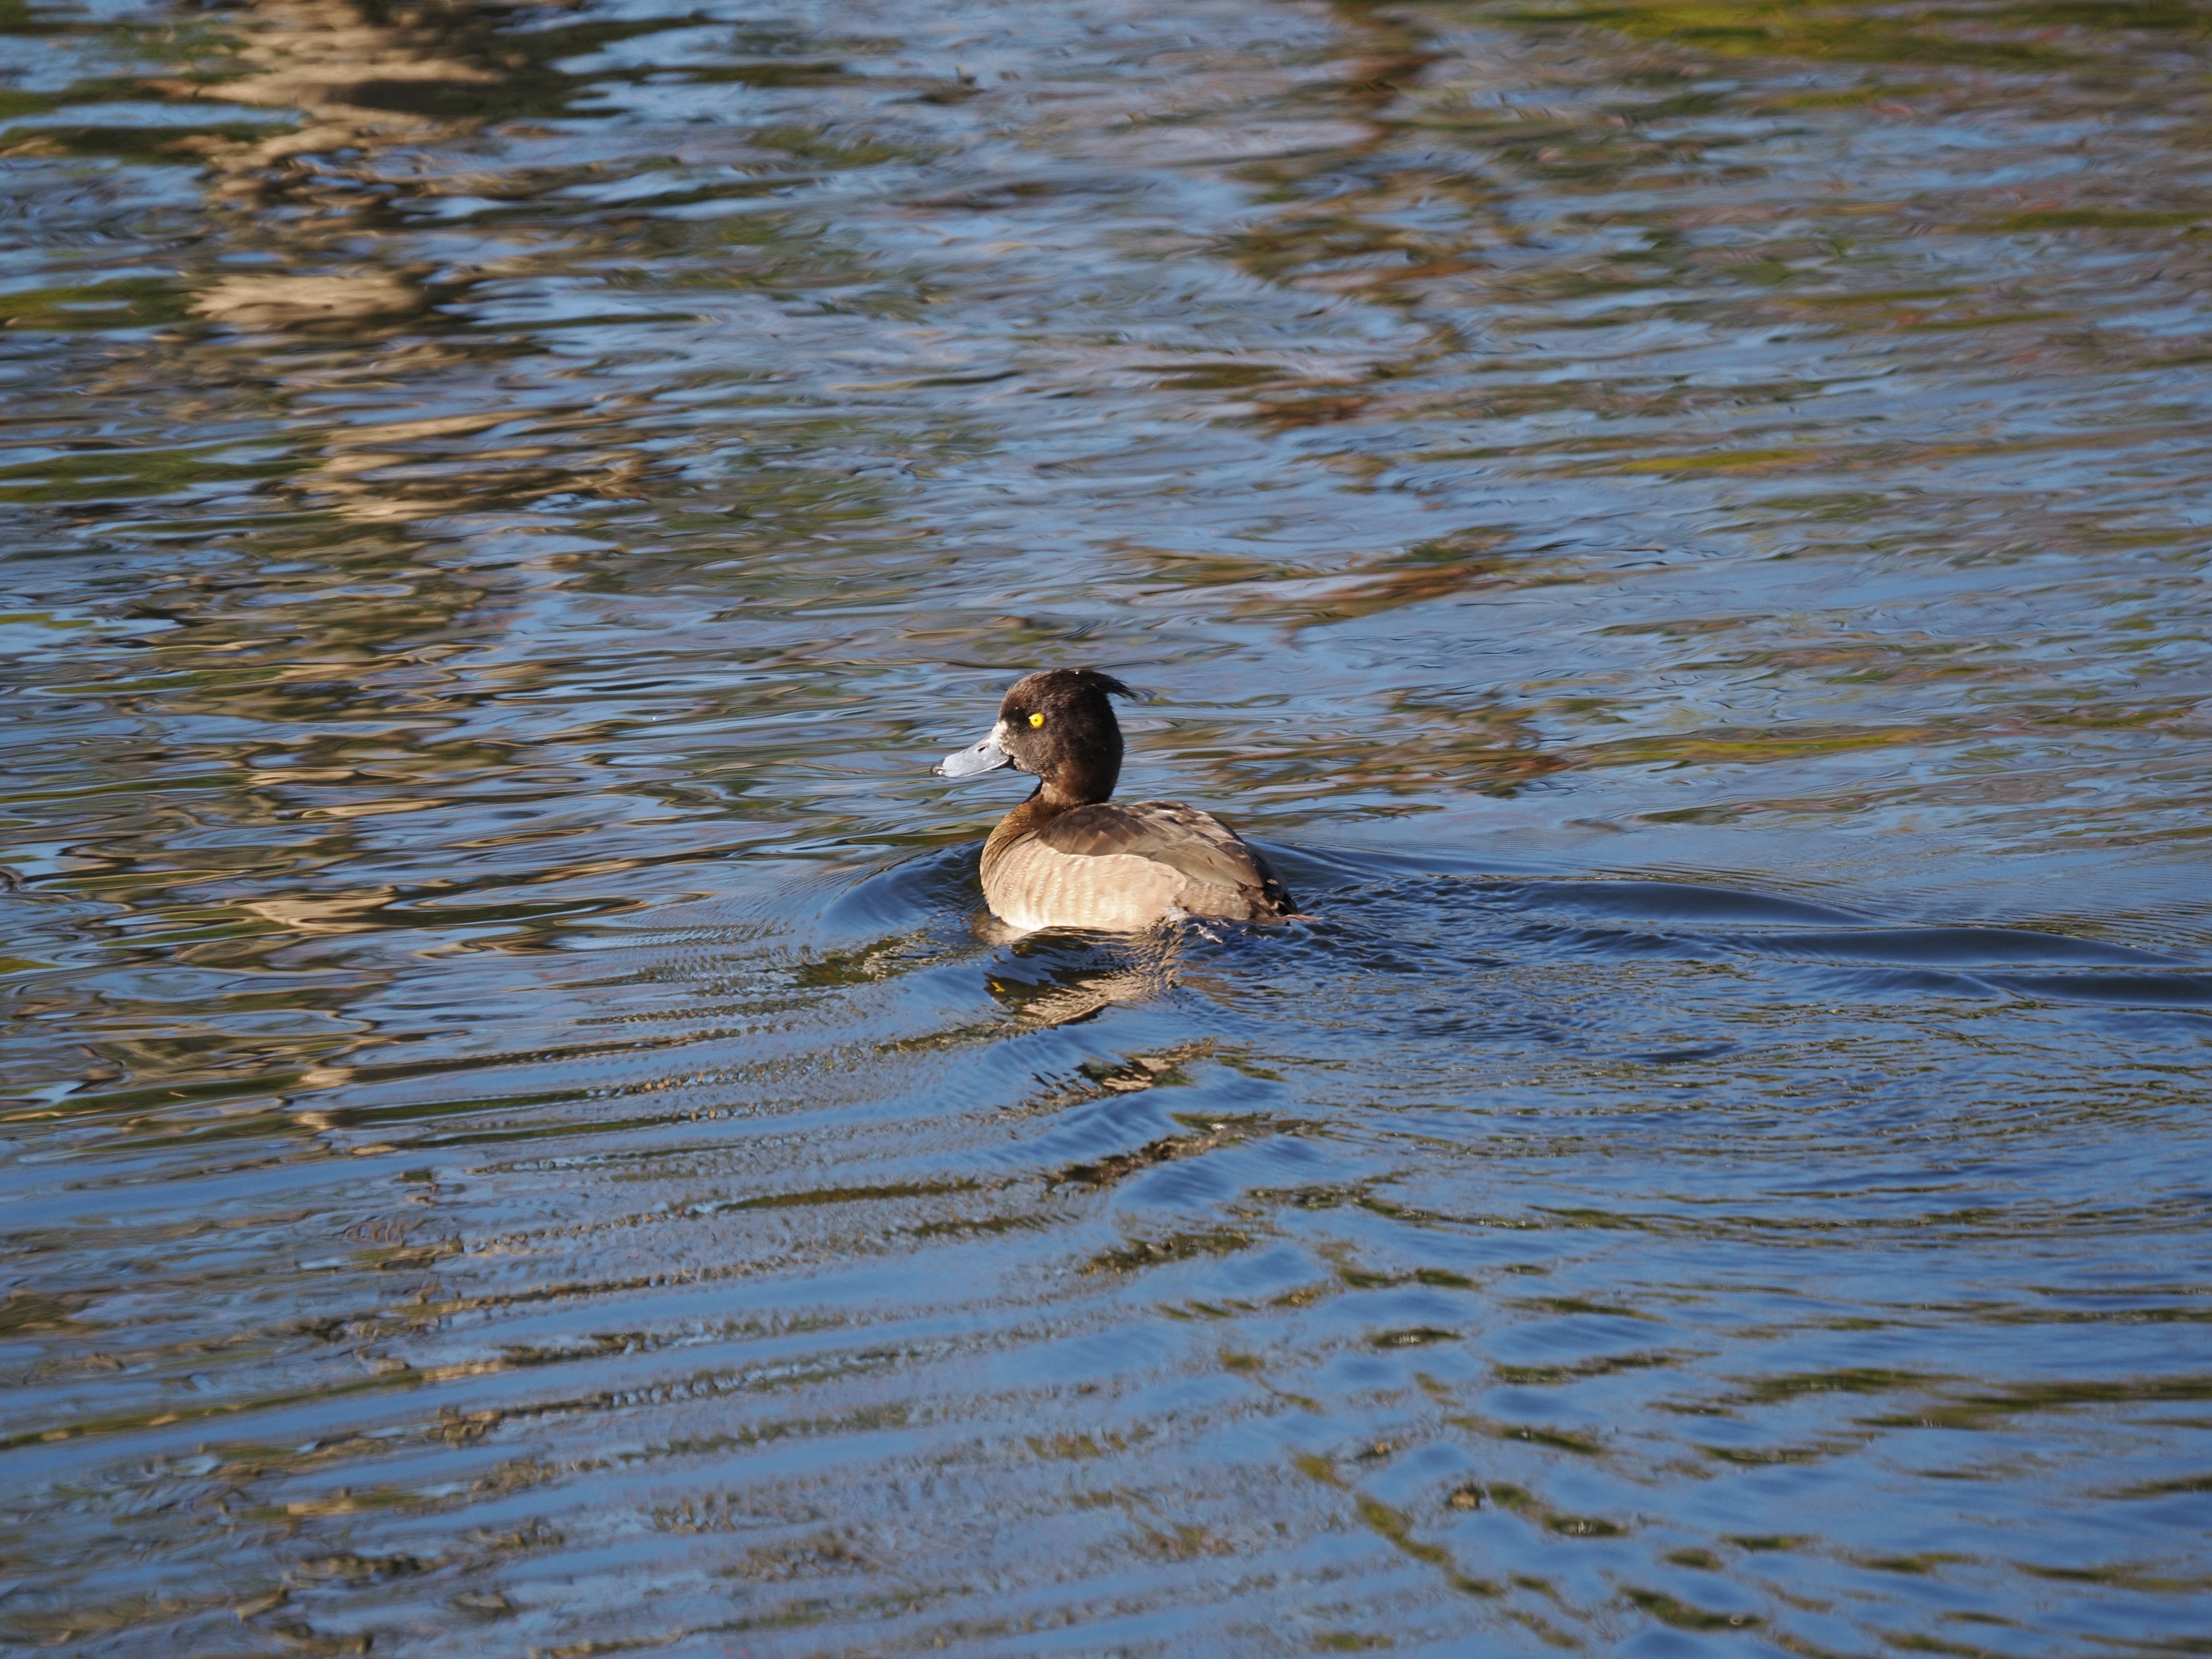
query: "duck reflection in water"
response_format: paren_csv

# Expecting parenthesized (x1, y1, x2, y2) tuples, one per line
(982, 928, 1186, 1029)
(934, 668, 1297, 934)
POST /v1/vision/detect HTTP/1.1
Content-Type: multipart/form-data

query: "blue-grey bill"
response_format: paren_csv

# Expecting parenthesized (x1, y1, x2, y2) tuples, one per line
(934, 732, 1012, 778)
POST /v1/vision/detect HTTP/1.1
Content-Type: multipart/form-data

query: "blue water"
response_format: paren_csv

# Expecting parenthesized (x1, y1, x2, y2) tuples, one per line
(3, 0, 2209, 1651)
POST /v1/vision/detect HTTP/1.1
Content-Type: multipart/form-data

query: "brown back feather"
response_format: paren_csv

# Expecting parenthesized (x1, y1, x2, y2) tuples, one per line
(1031, 800, 1294, 911)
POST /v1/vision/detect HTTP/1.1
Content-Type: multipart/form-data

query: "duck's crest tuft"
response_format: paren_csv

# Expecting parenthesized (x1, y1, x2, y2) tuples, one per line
(1073, 668, 1134, 699)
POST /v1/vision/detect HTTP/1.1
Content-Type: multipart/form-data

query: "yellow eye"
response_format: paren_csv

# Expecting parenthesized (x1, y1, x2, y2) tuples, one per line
(1028, 712, 1045, 727)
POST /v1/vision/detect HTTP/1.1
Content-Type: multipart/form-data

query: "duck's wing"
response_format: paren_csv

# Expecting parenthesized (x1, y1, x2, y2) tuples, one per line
(1033, 800, 1294, 913)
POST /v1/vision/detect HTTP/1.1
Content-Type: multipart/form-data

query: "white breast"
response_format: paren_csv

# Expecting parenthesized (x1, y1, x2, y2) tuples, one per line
(983, 843, 1187, 933)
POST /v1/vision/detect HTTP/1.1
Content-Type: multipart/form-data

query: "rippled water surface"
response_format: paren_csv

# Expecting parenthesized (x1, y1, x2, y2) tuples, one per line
(5, 0, 2211, 1651)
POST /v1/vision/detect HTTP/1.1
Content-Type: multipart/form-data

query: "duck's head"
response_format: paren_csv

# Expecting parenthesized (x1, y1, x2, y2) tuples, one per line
(933, 668, 1132, 805)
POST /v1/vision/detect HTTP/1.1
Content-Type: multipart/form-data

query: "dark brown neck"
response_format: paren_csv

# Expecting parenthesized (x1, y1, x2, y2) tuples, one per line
(993, 780, 1081, 834)
(1050, 744, 1120, 808)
